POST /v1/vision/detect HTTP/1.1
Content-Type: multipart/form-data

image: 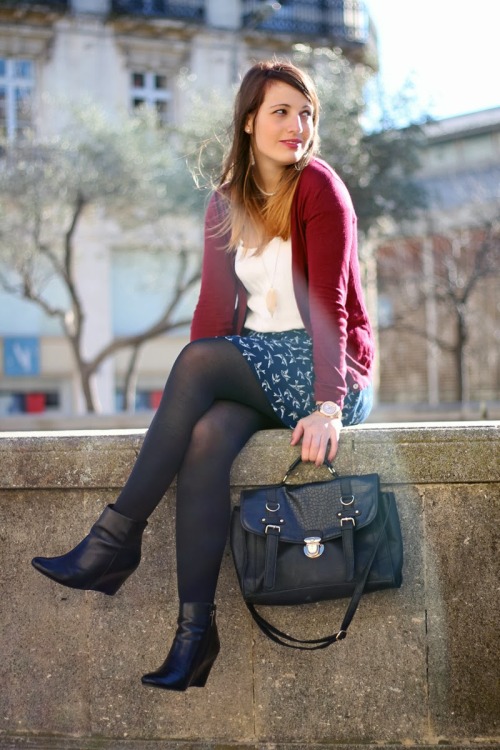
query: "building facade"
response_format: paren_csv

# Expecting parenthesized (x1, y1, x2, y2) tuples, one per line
(2, 2, 499, 424)
(376, 107, 500, 411)
(0, 0, 376, 420)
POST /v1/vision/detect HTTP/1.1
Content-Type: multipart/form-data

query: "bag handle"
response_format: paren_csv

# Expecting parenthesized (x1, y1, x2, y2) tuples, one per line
(282, 456, 339, 483)
(245, 492, 393, 650)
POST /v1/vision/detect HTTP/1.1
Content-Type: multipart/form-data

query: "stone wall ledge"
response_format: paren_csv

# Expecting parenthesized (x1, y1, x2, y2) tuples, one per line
(2, 421, 499, 488)
(1, 423, 499, 749)
(0, 740, 499, 750)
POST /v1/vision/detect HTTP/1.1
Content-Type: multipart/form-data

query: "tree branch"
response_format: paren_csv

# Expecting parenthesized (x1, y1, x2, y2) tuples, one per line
(0, 269, 67, 321)
(87, 262, 201, 373)
(380, 318, 455, 353)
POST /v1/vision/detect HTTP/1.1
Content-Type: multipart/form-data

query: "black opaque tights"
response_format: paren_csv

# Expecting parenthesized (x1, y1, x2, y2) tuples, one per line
(113, 338, 282, 603)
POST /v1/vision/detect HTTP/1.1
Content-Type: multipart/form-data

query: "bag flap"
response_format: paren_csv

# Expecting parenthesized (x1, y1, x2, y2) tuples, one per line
(239, 473, 380, 543)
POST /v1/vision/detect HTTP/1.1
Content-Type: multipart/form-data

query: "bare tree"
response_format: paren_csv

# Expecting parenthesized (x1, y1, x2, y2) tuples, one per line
(378, 211, 500, 403)
(0, 52, 427, 414)
(0, 107, 209, 412)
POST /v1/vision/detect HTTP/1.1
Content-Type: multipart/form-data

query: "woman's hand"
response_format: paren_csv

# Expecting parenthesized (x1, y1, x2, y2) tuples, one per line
(290, 411, 342, 467)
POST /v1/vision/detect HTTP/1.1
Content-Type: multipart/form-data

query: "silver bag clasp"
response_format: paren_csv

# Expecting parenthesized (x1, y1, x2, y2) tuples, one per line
(303, 536, 324, 558)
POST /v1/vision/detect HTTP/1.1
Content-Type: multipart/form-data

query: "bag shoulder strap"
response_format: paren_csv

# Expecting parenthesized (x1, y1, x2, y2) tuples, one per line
(340, 477, 355, 581)
(246, 491, 394, 650)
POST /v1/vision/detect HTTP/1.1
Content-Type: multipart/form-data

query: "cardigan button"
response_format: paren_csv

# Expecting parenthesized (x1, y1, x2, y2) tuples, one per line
(352, 383, 359, 390)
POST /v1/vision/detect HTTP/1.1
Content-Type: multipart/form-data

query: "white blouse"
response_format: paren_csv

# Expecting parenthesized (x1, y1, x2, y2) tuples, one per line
(235, 237, 305, 333)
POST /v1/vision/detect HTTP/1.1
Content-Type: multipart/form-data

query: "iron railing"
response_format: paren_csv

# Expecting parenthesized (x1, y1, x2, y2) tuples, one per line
(242, 0, 369, 43)
(0, 0, 69, 8)
(5, 0, 368, 43)
(112, 0, 204, 21)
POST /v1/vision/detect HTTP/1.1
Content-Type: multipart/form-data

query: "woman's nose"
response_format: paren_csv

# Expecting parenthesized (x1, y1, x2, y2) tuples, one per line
(288, 115, 303, 134)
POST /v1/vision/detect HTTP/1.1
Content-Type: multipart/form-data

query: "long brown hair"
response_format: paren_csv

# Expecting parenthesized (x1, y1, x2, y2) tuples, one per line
(217, 59, 320, 252)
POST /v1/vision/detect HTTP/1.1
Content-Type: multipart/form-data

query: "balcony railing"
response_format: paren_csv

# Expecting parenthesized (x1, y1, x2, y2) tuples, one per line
(242, 0, 369, 43)
(112, 0, 204, 21)
(0, 0, 69, 8)
(10, 0, 369, 43)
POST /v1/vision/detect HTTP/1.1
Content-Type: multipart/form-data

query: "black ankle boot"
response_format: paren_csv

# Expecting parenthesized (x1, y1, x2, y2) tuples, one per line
(31, 504, 147, 595)
(141, 602, 220, 691)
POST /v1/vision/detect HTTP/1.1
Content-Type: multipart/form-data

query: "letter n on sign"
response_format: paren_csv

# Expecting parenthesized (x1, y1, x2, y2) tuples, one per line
(3, 337, 40, 376)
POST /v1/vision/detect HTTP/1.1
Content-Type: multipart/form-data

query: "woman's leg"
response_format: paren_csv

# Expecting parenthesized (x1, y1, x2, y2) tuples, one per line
(32, 338, 281, 594)
(142, 399, 279, 692)
(114, 338, 280, 522)
(175, 400, 277, 604)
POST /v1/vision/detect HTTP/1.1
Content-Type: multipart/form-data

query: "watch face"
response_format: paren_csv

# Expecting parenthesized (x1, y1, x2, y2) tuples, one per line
(320, 401, 340, 417)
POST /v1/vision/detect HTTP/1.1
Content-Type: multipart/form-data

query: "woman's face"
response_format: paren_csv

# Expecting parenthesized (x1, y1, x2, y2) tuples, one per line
(246, 81, 315, 179)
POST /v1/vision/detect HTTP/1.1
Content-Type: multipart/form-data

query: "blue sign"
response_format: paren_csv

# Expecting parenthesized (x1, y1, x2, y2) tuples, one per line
(3, 337, 40, 376)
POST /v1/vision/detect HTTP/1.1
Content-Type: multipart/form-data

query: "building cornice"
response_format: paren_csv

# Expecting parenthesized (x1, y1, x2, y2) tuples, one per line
(425, 107, 500, 144)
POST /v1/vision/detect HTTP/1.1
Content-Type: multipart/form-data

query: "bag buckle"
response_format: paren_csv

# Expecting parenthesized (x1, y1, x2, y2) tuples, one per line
(340, 517, 356, 527)
(303, 536, 324, 558)
(265, 524, 281, 535)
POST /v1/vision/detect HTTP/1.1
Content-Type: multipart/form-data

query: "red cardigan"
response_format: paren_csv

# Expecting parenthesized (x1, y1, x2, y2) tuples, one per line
(190, 157, 374, 407)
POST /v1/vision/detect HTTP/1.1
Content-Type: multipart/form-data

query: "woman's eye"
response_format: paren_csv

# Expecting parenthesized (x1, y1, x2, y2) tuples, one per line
(272, 108, 312, 118)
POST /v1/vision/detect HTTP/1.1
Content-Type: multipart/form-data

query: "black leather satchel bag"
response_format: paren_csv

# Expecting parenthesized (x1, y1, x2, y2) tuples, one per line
(230, 457, 403, 649)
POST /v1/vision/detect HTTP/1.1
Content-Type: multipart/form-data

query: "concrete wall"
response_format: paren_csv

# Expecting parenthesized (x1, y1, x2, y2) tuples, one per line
(0, 423, 499, 749)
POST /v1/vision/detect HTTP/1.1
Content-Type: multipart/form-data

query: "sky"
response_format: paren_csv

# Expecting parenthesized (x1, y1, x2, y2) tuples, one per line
(363, 0, 500, 121)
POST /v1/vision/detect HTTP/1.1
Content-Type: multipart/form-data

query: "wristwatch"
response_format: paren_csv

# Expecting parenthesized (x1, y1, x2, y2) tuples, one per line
(316, 401, 342, 420)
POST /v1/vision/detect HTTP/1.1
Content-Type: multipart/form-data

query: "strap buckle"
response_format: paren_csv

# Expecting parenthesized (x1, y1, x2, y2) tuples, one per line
(340, 517, 356, 527)
(265, 524, 281, 535)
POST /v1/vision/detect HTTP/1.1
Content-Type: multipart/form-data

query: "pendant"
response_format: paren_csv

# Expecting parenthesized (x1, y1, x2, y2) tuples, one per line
(266, 288, 277, 315)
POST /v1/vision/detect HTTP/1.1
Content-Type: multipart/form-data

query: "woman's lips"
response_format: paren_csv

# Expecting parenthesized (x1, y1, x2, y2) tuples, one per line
(280, 139, 302, 150)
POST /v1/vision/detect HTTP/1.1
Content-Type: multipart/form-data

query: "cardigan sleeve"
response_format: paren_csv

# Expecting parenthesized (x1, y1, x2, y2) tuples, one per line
(292, 162, 357, 406)
(190, 193, 240, 340)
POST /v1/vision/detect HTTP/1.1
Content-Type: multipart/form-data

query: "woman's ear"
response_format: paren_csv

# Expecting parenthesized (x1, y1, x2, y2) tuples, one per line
(245, 115, 254, 134)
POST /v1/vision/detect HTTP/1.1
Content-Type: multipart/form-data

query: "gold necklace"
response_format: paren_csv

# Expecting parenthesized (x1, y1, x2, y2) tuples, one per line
(262, 239, 281, 316)
(255, 181, 276, 197)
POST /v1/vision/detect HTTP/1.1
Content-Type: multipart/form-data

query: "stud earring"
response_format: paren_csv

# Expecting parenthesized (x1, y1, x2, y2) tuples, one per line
(245, 126, 251, 134)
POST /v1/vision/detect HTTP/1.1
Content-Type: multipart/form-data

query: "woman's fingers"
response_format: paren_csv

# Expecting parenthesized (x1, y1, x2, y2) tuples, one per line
(290, 414, 341, 466)
(290, 422, 305, 450)
(302, 426, 327, 466)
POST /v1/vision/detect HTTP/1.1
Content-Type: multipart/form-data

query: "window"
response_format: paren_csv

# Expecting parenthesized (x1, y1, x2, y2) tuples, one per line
(0, 58, 34, 140)
(115, 387, 163, 412)
(130, 70, 171, 124)
(0, 389, 60, 415)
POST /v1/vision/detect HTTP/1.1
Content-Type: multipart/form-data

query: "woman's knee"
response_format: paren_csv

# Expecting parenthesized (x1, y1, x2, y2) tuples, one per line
(176, 338, 227, 370)
(173, 339, 208, 373)
(164, 340, 217, 394)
